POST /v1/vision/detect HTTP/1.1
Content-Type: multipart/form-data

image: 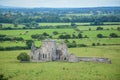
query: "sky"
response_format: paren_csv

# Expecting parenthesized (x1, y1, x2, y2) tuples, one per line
(0, 0, 120, 8)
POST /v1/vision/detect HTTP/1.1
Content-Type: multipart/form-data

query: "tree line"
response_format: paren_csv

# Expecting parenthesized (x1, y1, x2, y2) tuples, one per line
(0, 7, 120, 23)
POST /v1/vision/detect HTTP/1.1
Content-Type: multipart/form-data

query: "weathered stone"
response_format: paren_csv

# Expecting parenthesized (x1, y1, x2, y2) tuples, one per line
(68, 53, 78, 62)
(30, 40, 111, 63)
(30, 40, 68, 62)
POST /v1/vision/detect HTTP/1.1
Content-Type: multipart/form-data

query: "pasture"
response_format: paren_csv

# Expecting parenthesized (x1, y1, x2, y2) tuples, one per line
(0, 46, 120, 80)
(0, 38, 120, 48)
(1, 22, 120, 29)
(0, 26, 120, 40)
(0, 24, 120, 48)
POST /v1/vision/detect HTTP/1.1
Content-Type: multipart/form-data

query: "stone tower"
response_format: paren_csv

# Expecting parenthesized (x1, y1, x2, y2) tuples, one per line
(41, 40, 57, 61)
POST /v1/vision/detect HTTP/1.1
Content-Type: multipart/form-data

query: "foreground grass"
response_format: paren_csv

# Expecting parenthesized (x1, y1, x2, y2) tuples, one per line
(0, 46, 120, 80)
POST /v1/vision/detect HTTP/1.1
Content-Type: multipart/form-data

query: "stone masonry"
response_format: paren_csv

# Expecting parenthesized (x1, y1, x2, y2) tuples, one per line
(30, 40, 68, 62)
(30, 40, 111, 63)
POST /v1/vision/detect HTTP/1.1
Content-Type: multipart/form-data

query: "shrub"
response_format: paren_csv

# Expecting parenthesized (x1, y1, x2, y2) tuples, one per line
(97, 34, 103, 38)
(90, 20, 103, 25)
(64, 39, 69, 43)
(0, 34, 6, 37)
(0, 74, 8, 80)
(0, 46, 28, 51)
(53, 31, 59, 35)
(42, 32, 49, 36)
(92, 43, 95, 46)
(71, 22, 76, 26)
(31, 34, 41, 39)
(78, 33, 82, 38)
(58, 34, 71, 39)
(26, 40, 33, 49)
(109, 33, 118, 38)
(72, 34, 77, 39)
(17, 52, 30, 62)
(117, 27, 120, 31)
(96, 27, 103, 30)
(97, 43, 100, 46)
(67, 42, 77, 48)
(78, 44, 87, 47)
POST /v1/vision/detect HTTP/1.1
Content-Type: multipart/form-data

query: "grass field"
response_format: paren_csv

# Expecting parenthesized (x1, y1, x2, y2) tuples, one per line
(77, 25, 119, 30)
(0, 25, 120, 48)
(0, 38, 120, 47)
(2, 22, 120, 28)
(0, 29, 76, 40)
(0, 22, 120, 80)
(0, 46, 120, 80)
(0, 28, 120, 40)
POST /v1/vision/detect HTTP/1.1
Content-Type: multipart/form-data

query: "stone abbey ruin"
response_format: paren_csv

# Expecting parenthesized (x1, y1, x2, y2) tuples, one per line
(30, 40, 111, 63)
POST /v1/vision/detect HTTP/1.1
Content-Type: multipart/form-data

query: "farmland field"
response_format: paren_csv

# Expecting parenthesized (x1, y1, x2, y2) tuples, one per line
(0, 46, 120, 80)
(0, 6, 120, 80)
(0, 25, 120, 39)
(0, 38, 120, 48)
(0, 24, 120, 48)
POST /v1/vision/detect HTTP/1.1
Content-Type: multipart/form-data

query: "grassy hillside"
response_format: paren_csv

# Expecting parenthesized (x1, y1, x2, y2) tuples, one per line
(0, 46, 120, 80)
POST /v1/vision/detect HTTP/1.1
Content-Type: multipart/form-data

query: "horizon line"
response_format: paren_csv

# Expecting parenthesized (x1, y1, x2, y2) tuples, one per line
(0, 5, 120, 8)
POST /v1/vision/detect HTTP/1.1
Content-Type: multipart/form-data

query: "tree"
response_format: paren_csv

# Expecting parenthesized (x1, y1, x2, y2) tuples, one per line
(96, 27, 103, 30)
(97, 34, 103, 38)
(72, 40, 77, 47)
(92, 43, 95, 46)
(64, 39, 69, 43)
(31, 34, 40, 39)
(89, 28, 91, 31)
(117, 27, 120, 31)
(90, 20, 103, 25)
(59, 34, 64, 39)
(109, 33, 118, 38)
(0, 24, 2, 29)
(65, 34, 71, 39)
(53, 31, 58, 35)
(42, 32, 49, 36)
(71, 22, 76, 26)
(78, 33, 82, 38)
(72, 34, 77, 39)
(17, 52, 30, 62)
(14, 23, 18, 27)
(26, 40, 33, 49)
(0, 74, 8, 80)
(58, 34, 71, 39)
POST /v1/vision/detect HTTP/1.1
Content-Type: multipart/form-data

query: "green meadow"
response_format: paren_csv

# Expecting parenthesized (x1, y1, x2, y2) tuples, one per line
(0, 22, 120, 80)
(0, 24, 120, 48)
(0, 46, 120, 80)
(0, 26, 120, 40)
(0, 38, 120, 48)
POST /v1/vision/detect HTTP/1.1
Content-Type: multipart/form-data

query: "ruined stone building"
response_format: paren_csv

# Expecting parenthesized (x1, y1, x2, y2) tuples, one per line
(30, 40, 68, 62)
(30, 40, 111, 63)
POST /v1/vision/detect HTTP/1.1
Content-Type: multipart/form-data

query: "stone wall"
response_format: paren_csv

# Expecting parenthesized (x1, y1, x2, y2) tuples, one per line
(68, 56, 111, 63)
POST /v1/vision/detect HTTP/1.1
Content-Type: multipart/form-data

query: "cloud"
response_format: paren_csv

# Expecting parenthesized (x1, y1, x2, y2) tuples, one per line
(0, 0, 120, 8)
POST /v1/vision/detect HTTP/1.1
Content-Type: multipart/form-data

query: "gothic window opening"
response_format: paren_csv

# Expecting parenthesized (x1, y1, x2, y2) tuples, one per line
(43, 54, 44, 58)
(45, 54, 47, 58)
(31, 56, 33, 59)
(64, 57, 66, 60)
(39, 53, 41, 60)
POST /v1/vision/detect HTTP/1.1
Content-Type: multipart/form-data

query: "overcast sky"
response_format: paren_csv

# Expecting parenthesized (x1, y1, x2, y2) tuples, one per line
(0, 0, 120, 8)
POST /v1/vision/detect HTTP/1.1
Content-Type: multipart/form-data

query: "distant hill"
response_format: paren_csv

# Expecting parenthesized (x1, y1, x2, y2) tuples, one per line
(0, 5, 20, 8)
(0, 5, 120, 9)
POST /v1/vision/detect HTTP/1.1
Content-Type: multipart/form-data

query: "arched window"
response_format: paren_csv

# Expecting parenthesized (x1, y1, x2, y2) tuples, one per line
(43, 54, 44, 58)
(39, 53, 41, 60)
